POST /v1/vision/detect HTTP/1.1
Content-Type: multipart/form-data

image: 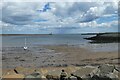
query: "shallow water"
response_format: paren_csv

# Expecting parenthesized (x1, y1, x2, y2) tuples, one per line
(2, 34, 88, 47)
(1, 34, 119, 52)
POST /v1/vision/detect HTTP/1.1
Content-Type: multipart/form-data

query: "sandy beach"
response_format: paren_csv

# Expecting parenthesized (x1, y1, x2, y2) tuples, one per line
(1, 43, 120, 80)
(2, 45, 119, 76)
(45, 45, 119, 66)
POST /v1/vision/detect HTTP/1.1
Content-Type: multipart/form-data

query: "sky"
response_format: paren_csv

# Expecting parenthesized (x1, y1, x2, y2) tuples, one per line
(1, 1, 119, 34)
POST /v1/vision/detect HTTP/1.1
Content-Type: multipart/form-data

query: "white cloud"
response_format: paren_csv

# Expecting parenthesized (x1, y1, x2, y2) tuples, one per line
(77, 6, 105, 22)
(1, 2, 118, 33)
(79, 20, 118, 28)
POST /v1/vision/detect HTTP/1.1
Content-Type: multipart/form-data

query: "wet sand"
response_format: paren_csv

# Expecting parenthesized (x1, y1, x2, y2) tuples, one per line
(2, 45, 119, 69)
(44, 45, 119, 66)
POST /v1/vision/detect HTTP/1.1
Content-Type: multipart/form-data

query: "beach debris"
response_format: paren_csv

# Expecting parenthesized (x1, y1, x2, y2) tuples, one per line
(14, 69, 19, 74)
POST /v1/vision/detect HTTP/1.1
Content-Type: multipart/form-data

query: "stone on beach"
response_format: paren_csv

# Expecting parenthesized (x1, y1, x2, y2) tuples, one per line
(2, 64, 120, 80)
(73, 66, 95, 77)
(15, 66, 36, 75)
(47, 70, 61, 77)
(73, 64, 120, 80)
(2, 74, 24, 80)
(24, 71, 42, 80)
(90, 64, 119, 80)
(98, 64, 115, 75)
(115, 66, 120, 72)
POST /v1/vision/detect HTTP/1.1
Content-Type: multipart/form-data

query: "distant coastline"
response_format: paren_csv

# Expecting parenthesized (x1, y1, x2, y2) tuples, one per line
(83, 32, 120, 43)
(2, 32, 120, 35)
(0, 34, 52, 36)
(81, 32, 120, 35)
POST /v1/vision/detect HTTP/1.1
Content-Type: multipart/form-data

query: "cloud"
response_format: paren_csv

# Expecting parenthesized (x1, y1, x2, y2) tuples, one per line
(2, 2, 47, 25)
(52, 2, 101, 17)
(76, 2, 118, 23)
(79, 20, 118, 28)
(1, 2, 118, 33)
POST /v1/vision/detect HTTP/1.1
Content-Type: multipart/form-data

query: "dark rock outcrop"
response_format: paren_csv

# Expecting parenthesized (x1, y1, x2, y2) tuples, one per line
(84, 32, 120, 43)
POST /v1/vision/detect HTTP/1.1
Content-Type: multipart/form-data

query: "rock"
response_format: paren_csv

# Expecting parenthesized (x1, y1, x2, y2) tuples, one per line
(90, 64, 120, 80)
(46, 74, 53, 80)
(91, 64, 115, 77)
(98, 64, 115, 75)
(81, 64, 120, 80)
(91, 75, 100, 80)
(69, 76, 78, 80)
(90, 67, 99, 77)
(40, 68, 49, 75)
(107, 73, 118, 79)
(52, 75, 59, 80)
(24, 71, 42, 80)
(74, 67, 95, 77)
(47, 70, 61, 77)
(115, 66, 120, 72)
(91, 75, 112, 80)
(15, 67, 35, 75)
(2, 74, 24, 80)
(46, 74, 59, 80)
(82, 74, 91, 80)
(113, 70, 120, 80)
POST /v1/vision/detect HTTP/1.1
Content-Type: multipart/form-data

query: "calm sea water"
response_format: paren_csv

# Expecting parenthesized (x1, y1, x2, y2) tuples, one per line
(2, 34, 118, 52)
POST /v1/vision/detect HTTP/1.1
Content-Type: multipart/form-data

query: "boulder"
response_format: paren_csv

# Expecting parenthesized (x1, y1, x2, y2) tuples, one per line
(15, 66, 35, 75)
(74, 66, 95, 77)
(82, 74, 91, 80)
(46, 74, 59, 80)
(98, 64, 115, 76)
(90, 64, 119, 80)
(24, 71, 42, 80)
(115, 66, 120, 72)
(2, 74, 24, 80)
(91, 75, 112, 80)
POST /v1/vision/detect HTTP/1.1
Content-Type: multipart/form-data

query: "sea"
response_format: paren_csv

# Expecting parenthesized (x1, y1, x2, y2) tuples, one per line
(1, 34, 119, 52)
